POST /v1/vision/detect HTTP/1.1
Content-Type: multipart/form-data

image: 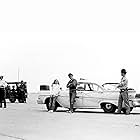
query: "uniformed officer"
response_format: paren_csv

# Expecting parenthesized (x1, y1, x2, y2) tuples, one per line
(116, 69, 130, 115)
(0, 76, 7, 108)
(19, 80, 27, 103)
(11, 85, 16, 95)
(66, 73, 77, 113)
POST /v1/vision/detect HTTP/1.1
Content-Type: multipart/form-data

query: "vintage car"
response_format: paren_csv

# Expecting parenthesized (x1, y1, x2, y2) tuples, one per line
(37, 81, 140, 113)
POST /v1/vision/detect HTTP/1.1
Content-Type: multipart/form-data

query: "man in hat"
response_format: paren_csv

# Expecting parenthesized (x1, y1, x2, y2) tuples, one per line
(116, 69, 130, 115)
(0, 76, 7, 108)
(67, 73, 77, 113)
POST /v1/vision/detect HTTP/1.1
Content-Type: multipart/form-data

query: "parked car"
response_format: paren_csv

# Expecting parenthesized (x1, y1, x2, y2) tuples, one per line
(37, 81, 140, 113)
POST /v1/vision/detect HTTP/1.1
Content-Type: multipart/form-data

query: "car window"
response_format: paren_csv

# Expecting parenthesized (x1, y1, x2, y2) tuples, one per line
(103, 84, 118, 90)
(98, 86, 103, 92)
(85, 84, 93, 91)
(92, 84, 103, 92)
(77, 83, 85, 91)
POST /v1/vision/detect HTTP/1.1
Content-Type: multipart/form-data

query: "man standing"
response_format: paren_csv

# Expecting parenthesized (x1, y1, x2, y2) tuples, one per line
(67, 73, 77, 113)
(0, 76, 7, 108)
(116, 69, 130, 115)
(19, 80, 27, 103)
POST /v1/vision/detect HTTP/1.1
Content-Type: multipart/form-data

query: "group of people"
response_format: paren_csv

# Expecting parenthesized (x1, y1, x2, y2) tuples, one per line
(49, 69, 131, 115)
(0, 76, 27, 108)
(0, 69, 130, 114)
(48, 73, 77, 113)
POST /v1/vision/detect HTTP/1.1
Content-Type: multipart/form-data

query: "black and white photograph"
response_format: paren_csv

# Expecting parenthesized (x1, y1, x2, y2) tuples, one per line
(0, 0, 140, 140)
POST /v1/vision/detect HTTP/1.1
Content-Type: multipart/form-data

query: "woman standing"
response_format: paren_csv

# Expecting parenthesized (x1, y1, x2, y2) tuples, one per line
(49, 79, 61, 112)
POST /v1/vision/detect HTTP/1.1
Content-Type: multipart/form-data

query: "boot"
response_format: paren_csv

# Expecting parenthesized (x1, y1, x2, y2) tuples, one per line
(4, 100, 6, 108)
(126, 107, 130, 115)
(116, 109, 121, 114)
(70, 103, 74, 113)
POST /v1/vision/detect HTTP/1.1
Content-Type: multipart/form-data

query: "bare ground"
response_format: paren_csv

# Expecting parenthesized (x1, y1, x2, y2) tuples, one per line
(0, 93, 140, 140)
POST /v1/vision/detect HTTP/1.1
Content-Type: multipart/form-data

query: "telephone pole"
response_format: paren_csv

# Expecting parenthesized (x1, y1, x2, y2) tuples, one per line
(18, 67, 20, 82)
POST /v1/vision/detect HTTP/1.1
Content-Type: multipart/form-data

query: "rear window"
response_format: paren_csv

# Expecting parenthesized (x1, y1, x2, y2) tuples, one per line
(40, 85, 50, 91)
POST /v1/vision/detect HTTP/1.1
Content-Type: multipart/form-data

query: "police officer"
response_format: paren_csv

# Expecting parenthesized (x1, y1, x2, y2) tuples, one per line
(116, 69, 130, 115)
(66, 73, 77, 113)
(19, 80, 27, 103)
(0, 76, 7, 108)
(11, 85, 16, 95)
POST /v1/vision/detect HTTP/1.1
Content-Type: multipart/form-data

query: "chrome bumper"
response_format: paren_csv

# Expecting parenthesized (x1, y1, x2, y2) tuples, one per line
(37, 99, 44, 104)
(132, 98, 140, 107)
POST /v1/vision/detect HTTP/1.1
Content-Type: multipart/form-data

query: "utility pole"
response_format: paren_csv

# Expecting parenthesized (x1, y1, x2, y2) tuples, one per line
(18, 67, 20, 82)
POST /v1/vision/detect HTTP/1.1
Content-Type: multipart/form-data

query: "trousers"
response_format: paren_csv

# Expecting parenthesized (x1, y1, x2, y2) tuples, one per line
(118, 90, 130, 114)
(49, 95, 57, 111)
(69, 90, 76, 112)
(0, 88, 6, 108)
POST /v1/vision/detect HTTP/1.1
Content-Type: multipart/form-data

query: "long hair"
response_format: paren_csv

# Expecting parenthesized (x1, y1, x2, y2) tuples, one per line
(52, 79, 60, 85)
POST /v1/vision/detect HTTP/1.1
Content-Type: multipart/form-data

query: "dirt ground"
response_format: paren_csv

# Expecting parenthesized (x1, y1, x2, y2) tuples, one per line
(0, 93, 140, 140)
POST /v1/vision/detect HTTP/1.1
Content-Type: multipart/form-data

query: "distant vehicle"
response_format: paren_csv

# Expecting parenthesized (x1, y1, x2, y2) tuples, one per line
(40, 85, 50, 91)
(6, 81, 27, 103)
(38, 85, 50, 95)
(37, 81, 140, 113)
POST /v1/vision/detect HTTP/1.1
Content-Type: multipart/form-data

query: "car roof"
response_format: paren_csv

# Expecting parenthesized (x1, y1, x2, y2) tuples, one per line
(78, 81, 96, 84)
(102, 83, 119, 87)
(78, 81, 105, 90)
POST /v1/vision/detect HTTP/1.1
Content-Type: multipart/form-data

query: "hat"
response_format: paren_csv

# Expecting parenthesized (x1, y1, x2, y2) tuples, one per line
(121, 69, 127, 74)
(68, 73, 73, 77)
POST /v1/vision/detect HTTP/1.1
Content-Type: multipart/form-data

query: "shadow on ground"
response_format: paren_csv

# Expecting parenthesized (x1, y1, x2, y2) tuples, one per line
(34, 108, 140, 115)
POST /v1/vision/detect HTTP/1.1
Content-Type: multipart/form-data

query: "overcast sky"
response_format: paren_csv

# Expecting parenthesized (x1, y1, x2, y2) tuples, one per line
(0, 0, 140, 92)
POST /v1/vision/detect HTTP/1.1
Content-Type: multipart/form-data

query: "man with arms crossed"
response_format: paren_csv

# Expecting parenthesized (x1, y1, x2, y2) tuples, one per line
(67, 73, 77, 113)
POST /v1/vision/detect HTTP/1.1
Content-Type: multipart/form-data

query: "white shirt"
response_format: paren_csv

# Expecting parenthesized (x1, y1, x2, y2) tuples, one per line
(50, 84, 61, 96)
(0, 80, 7, 88)
(118, 76, 128, 90)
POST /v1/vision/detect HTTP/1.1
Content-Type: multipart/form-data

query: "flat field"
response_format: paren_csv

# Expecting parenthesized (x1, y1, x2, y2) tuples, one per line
(0, 93, 140, 140)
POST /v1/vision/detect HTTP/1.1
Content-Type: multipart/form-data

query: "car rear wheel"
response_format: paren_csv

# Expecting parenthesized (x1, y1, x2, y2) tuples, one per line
(102, 103, 116, 113)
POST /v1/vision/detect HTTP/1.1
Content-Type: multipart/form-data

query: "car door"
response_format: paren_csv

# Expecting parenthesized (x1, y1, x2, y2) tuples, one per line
(57, 88, 83, 108)
(74, 83, 84, 108)
(82, 83, 104, 108)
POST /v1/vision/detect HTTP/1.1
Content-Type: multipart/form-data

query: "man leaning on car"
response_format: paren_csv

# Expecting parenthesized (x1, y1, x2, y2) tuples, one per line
(66, 73, 77, 113)
(116, 69, 130, 115)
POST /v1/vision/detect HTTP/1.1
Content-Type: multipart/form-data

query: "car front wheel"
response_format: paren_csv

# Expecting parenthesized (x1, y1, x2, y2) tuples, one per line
(102, 103, 116, 113)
